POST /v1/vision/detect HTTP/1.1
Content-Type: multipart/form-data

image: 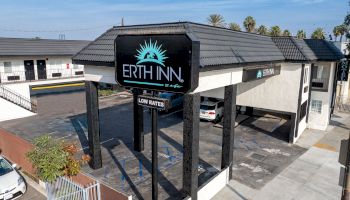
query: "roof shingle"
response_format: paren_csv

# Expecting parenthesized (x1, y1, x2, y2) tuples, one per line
(73, 22, 285, 68)
(304, 39, 344, 61)
(0, 37, 90, 57)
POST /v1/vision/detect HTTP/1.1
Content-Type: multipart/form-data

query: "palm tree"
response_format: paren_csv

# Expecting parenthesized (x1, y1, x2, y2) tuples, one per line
(229, 23, 241, 31)
(243, 16, 256, 33)
(257, 25, 268, 35)
(207, 14, 225, 27)
(283, 29, 291, 36)
(311, 28, 325, 39)
(339, 24, 348, 42)
(270, 26, 281, 37)
(333, 26, 341, 41)
(296, 30, 306, 39)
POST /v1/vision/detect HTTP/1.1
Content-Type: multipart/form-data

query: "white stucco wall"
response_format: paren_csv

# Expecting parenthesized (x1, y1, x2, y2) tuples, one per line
(0, 56, 84, 83)
(308, 62, 335, 130)
(236, 63, 302, 113)
(85, 65, 244, 94)
(0, 97, 35, 122)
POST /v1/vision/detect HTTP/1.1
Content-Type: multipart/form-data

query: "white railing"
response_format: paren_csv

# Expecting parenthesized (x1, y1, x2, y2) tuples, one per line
(0, 85, 37, 112)
(46, 176, 100, 200)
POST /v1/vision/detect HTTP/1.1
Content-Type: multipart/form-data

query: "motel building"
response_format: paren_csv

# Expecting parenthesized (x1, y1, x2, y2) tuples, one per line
(72, 22, 343, 199)
(0, 37, 89, 121)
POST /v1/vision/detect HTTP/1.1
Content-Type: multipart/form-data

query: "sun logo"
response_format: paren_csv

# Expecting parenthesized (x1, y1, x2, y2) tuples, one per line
(135, 39, 168, 67)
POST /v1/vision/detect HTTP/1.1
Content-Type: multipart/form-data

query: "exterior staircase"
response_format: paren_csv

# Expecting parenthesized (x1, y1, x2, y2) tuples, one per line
(0, 85, 37, 112)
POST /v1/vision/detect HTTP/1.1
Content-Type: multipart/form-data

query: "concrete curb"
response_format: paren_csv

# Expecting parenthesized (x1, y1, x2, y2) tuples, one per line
(19, 170, 47, 197)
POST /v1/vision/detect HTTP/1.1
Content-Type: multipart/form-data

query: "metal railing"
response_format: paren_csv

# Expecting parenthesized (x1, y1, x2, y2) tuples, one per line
(0, 69, 84, 84)
(311, 78, 329, 91)
(0, 85, 37, 112)
(46, 176, 100, 200)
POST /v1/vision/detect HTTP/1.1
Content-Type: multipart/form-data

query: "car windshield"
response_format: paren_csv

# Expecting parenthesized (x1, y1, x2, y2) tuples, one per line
(0, 158, 13, 176)
(200, 105, 215, 110)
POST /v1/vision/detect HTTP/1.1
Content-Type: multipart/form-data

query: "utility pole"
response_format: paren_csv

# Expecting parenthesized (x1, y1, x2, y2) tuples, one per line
(121, 17, 124, 26)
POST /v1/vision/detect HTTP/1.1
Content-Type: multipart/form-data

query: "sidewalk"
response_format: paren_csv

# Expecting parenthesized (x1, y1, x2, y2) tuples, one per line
(212, 112, 350, 200)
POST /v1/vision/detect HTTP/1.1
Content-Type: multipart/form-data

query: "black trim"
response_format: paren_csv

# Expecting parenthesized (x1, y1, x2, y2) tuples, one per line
(7, 76, 20, 81)
(330, 62, 338, 116)
(306, 63, 314, 123)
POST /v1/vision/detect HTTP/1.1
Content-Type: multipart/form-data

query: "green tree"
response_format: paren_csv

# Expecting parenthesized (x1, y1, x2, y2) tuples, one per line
(229, 23, 241, 31)
(207, 14, 225, 27)
(339, 24, 348, 42)
(283, 29, 291, 36)
(296, 30, 306, 39)
(243, 16, 256, 33)
(257, 25, 268, 35)
(333, 26, 341, 41)
(270, 26, 282, 37)
(26, 135, 90, 183)
(311, 28, 325, 39)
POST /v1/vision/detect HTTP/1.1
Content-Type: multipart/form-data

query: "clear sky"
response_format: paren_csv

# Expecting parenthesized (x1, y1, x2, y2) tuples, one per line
(0, 0, 347, 40)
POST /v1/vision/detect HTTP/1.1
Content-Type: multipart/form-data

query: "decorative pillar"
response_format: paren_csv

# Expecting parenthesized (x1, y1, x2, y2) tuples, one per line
(133, 89, 144, 152)
(221, 85, 237, 179)
(183, 93, 200, 200)
(85, 81, 102, 169)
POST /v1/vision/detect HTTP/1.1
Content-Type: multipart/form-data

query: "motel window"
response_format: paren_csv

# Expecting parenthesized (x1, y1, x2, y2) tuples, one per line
(4, 62, 12, 73)
(299, 101, 307, 120)
(311, 100, 322, 114)
(303, 67, 309, 84)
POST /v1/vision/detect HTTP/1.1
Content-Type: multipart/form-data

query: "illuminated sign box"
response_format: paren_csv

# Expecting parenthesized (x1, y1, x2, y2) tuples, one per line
(115, 34, 199, 93)
(242, 65, 281, 82)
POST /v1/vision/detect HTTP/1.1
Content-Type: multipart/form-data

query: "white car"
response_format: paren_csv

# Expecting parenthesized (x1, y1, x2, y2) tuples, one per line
(200, 99, 224, 122)
(0, 156, 26, 200)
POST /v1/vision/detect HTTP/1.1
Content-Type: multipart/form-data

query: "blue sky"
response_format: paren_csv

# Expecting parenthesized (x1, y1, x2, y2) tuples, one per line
(0, 0, 347, 40)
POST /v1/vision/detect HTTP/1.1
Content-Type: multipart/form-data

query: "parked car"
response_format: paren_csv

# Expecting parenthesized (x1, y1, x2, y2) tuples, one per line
(158, 92, 184, 112)
(200, 99, 224, 123)
(0, 156, 26, 200)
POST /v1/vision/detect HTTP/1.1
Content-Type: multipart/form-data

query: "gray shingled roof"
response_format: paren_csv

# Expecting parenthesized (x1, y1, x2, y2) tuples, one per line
(0, 37, 90, 56)
(272, 37, 317, 61)
(73, 22, 285, 68)
(304, 39, 344, 61)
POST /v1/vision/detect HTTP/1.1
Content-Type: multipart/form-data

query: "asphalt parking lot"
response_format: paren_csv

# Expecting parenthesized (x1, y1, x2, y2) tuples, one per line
(0, 91, 306, 200)
(18, 184, 45, 200)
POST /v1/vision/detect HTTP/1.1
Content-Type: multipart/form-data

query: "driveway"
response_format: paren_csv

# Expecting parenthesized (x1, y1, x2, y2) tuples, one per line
(0, 91, 306, 199)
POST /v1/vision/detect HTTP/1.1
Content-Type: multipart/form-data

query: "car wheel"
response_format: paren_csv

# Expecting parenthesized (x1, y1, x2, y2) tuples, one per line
(214, 115, 220, 123)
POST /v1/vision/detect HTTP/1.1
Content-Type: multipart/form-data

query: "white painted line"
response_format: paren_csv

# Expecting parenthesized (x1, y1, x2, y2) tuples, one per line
(80, 138, 115, 151)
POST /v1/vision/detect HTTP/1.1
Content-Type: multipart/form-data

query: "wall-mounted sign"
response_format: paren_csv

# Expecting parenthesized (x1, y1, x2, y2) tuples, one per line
(242, 65, 281, 82)
(137, 95, 170, 110)
(115, 34, 198, 93)
(337, 60, 349, 81)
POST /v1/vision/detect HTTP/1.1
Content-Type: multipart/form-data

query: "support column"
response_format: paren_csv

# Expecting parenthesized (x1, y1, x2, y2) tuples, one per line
(221, 85, 237, 179)
(85, 81, 102, 169)
(133, 89, 144, 152)
(183, 93, 200, 200)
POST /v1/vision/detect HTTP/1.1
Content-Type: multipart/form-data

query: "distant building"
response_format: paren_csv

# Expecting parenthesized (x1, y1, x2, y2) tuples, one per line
(0, 37, 90, 121)
(0, 37, 89, 83)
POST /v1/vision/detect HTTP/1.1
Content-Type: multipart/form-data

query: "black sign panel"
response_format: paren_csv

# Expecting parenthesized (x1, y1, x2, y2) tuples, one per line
(138, 95, 170, 110)
(115, 34, 195, 93)
(338, 60, 349, 81)
(242, 65, 281, 82)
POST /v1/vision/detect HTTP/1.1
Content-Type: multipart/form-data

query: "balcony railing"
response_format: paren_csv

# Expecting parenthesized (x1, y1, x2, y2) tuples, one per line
(311, 78, 329, 92)
(0, 85, 37, 112)
(0, 69, 84, 84)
